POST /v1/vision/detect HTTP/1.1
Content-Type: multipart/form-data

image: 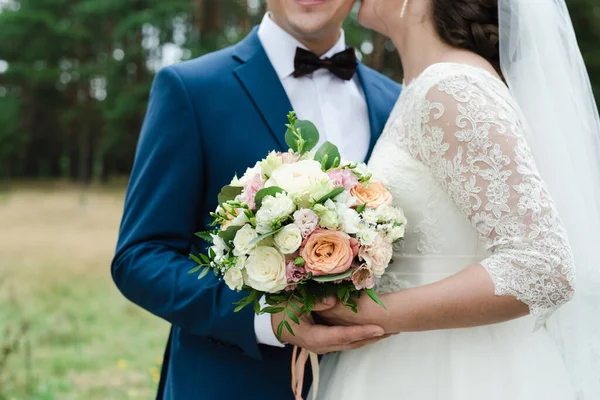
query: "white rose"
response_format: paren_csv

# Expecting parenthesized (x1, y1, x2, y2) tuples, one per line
(261, 152, 283, 179)
(210, 234, 230, 264)
(274, 224, 303, 254)
(255, 192, 295, 233)
(244, 246, 288, 293)
(224, 265, 244, 291)
(356, 223, 378, 246)
(336, 203, 360, 234)
(265, 160, 334, 206)
(232, 224, 259, 256)
(388, 224, 406, 242)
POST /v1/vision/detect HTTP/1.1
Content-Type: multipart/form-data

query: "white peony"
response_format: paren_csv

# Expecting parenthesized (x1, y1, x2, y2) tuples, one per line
(265, 160, 334, 207)
(210, 234, 230, 264)
(232, 224, 259, 256)
(274, 224, 303, 254)
(235, 161, 262, 187)
(254, 192, 296, 233)
(224, 264, 244, 291)
(261, 152, 283, 179)
(244, 246, 288, 293)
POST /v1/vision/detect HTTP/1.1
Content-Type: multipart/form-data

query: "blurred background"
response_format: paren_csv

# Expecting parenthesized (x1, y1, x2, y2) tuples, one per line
(0, 1, 598, 399)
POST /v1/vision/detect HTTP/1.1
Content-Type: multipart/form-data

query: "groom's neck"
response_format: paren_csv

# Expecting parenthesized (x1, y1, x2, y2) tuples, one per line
(269, 14, 342, 56)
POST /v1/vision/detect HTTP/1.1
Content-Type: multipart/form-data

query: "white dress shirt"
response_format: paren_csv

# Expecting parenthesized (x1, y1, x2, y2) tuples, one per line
(254, 13, 371, 347)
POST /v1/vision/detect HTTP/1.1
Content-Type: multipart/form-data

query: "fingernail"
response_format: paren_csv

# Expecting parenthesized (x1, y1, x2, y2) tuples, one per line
(322, 297, 329, 305)
(373, 330, 384, 337)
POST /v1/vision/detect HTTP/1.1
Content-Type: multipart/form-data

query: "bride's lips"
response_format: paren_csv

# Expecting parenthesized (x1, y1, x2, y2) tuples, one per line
(294, 0, 327, 6)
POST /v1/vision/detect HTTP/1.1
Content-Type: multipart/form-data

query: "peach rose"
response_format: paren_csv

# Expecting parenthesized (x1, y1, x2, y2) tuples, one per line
(300, 229, 355, 276)
(350, 180, 393, 209)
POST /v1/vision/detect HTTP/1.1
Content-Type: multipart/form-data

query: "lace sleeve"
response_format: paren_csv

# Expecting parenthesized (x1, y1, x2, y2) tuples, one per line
(409, 73, 575, 329)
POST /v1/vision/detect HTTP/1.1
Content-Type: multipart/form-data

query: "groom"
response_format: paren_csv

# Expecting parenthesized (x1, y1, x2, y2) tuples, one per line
(111, 1, 401, 399)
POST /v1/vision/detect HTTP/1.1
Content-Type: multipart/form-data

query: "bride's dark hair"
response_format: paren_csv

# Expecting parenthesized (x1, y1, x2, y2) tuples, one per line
(431, 0, 502, 76)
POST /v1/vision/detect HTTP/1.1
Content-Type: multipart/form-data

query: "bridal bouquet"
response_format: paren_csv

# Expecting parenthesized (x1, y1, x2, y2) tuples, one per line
(190, 112, 406, 339)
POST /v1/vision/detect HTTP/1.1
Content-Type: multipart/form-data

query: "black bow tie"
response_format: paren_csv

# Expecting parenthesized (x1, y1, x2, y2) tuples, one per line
(293, 47, 357, 81)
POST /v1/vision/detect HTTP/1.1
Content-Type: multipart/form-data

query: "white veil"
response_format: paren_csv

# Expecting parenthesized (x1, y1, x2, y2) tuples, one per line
(498, 0, 600, 397)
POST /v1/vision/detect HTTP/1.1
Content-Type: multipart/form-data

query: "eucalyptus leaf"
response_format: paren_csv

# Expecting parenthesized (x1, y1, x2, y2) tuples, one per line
(312, 269, 353, 283)
(218, 185, 243, 206)
(285, 119, 320, 154)
(254, 186, 285, 210)
(315, 141, 341, 170)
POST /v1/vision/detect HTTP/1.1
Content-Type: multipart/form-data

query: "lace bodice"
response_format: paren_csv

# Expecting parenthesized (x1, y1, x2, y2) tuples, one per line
(370, 63, 575, 329)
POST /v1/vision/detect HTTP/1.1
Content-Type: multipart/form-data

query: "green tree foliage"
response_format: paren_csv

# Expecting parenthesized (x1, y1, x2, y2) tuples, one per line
(0, 0, 598, 181)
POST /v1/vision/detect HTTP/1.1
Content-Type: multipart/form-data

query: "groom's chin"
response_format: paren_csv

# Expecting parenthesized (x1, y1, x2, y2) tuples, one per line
(268, 0, 354, 38)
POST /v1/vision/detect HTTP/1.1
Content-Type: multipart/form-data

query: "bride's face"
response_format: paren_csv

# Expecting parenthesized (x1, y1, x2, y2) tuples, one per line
(357, 0, 401, 35)
(268, 0, 355, 41)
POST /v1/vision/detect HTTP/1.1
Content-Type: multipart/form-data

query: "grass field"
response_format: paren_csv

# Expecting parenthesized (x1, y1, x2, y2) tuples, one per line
(0, 182, 169, 400)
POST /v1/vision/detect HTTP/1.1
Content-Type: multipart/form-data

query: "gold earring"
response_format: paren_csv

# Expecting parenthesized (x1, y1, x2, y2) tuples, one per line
(400, 0, 408, 18)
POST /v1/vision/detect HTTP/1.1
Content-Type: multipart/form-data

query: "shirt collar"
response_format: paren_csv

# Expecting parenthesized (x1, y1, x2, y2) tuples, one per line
(257, 12, 347, 80)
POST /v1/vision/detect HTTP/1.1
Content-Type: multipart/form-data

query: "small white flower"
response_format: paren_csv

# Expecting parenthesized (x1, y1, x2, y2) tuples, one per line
(210, 234, 230, 264)
(274, 224, 303, 254)
(232, 224, 259, 256)
(395, 207, 408, 225)
(224, 264, 244, 291)
(375, 204, 397, 223)
(244, 246, 288, 293)
(293, 208, 319, 238)
(356, 223, 378, 246)
(362, 209, 379, 225)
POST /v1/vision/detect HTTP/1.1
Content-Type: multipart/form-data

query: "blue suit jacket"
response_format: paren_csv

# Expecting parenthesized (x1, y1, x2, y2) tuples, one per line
(112, 28, 401, 400)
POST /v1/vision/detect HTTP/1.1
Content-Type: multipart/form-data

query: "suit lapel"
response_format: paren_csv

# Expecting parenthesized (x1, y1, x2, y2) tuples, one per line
(356, 63, 388, 161)
(233, 28, 292, 152)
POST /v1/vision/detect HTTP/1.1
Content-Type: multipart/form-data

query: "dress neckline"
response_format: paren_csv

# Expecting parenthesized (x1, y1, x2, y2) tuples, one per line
(402, 62, 504, 90)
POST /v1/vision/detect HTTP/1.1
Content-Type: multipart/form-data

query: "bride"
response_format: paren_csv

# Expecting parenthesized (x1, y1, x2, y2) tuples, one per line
(315, 0, 600, 398)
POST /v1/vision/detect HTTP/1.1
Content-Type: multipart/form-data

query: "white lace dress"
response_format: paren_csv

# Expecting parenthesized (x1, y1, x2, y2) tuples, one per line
(316, 63, 577, 400)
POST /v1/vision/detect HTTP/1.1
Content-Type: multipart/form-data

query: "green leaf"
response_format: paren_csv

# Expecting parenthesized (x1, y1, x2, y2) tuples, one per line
(234, 291, 259, 312)
(286, 309, 300, 325)
(283, 320, 295, 336)
(315, 187, 345, 204)
(198, 266, 211, 279)
(315, 141, 341, 170)
(253, 298, 261, 315)
(365, 288, 388, 311)
(218, 185, 243, 205)
(195, 231, 214, 243)
(312, 269, 353, 283)
(218, 225, 243, 245)
(199, 253, 210, 264)
(209, 248, 216, 259)
(288, 301, 302, 313)
(356, 203, 367, 213)
(189, 254, 204, 265)
(260, 306, 286, 314)
(188, 265, 202, 274)
(254, 186, 285, 210)
(248, 227, 283, 246)
(294, 257, 305, 267)
(276, 321, 285, 340)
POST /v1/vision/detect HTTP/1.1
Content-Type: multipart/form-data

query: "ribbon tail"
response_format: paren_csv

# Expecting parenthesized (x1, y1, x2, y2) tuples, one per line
(309, 351, 319, 400)
(291, 346, 320, 400)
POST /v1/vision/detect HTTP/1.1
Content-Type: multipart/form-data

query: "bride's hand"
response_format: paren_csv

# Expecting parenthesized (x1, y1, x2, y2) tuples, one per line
(317, 293, 394, 332)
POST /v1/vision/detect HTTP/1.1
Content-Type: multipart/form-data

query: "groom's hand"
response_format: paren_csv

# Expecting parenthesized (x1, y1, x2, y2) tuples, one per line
(272, 297, 387, 354)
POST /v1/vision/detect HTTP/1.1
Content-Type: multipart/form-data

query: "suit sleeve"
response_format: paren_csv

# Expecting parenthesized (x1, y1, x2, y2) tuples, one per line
(111, 66, 262, 359)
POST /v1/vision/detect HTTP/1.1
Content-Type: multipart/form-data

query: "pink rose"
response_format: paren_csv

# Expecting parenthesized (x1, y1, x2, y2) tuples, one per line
(351, 180, 393, 209)
(240, 172, 264, 210)
(352, 264, 375, 290)
(293, 209, 320, 238)
(327, 168, 360, 191)
(358, 232, 394, 277)
(286, 259, 308, 283)
(300, 229, 356, 276)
